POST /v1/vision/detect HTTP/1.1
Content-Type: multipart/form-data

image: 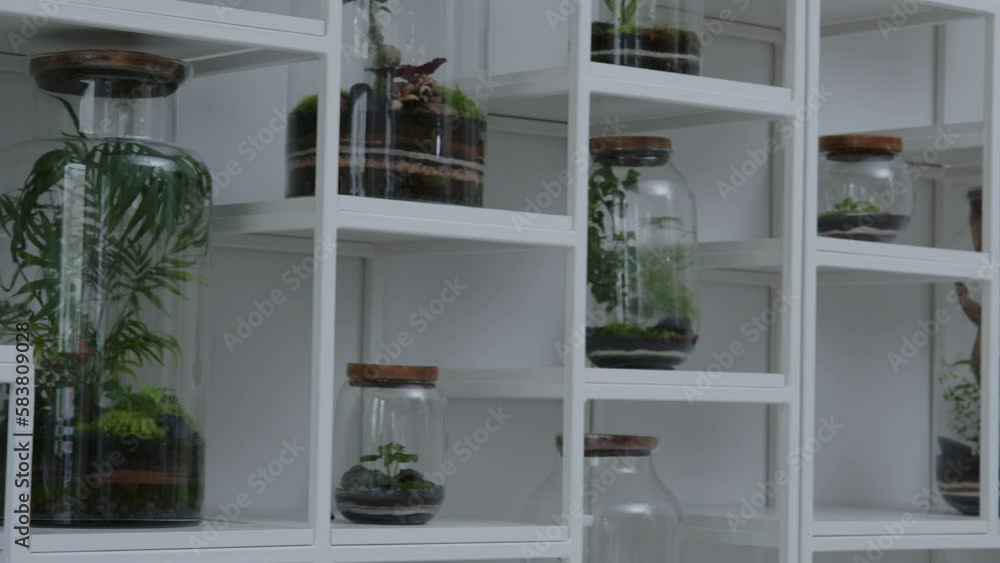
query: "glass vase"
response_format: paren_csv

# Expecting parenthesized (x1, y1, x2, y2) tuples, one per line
(592, 0, 703, 75)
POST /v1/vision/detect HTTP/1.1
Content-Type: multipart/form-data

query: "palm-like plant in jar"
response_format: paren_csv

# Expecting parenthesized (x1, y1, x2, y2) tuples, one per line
(586, 137, 699, 370)
(0, 50, 209, 526)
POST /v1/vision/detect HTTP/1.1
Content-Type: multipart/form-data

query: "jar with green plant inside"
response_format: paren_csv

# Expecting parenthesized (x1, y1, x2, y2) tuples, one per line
(817, 134, 913, 242)
(0, 50, 209, 526)
(286, 0, 488, 205)
(592, 0, 702, 74)
(936, 358, 988, 515)
(586, 136, 699, 370)
(334, 364, 446, 524)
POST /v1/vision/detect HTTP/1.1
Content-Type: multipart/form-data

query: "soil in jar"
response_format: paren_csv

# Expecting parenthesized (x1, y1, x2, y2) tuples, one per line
(936, 437, 989, 516)
(335, 465, 444, 525)
(338, 83, 485, 206)
(817, 212, 910, 242)
(591, 22, 701, 74)
(586, 317, 698, 370)
(286, 99, 318, 198)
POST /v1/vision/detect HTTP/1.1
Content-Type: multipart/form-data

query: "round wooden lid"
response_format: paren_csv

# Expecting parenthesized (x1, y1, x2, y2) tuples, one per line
(820, 134, 902, 154)
(30, 50, 189, 98)
(556, 433, 658, 456)
(347, 363, 438, 383)
(590, 136, 672, 153)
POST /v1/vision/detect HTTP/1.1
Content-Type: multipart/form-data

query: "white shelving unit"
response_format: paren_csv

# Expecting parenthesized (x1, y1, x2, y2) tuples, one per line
(1, 0, 1000, 562)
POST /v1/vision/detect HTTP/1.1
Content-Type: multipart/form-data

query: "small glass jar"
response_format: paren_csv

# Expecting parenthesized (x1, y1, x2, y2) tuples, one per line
(334, 364, 446, 525)
(525, 434, 683, 563)
(592, 0, 703, 75)
(817, 134, 913, 242)
(332, 0, 488, 206)
(0, 50, 209, 526)
(587, 136, 699, 370)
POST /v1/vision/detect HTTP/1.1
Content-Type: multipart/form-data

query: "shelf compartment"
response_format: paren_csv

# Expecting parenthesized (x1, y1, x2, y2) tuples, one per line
(490, 65, 794, 128)
(212, 196, 576, 249)
(29, 518, 312, 553)
(812, 506, 987, 537)
(330, 519, 567, 545)
(816, 238, 991, 283)
(439, 368, 563, 400)
(584, 370, 793, 404)
(861, 121, 984, 181)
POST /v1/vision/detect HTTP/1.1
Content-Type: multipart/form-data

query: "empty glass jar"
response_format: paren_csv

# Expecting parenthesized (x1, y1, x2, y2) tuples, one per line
(817, 134, 913, 242)
(592, 0, 703, 74)
(0, 50, 209, 526)
(525, 434, 683, 563)
(587, 136, 699, 370)
(334, 364, 446, 525)
(331, 0, 489, 205)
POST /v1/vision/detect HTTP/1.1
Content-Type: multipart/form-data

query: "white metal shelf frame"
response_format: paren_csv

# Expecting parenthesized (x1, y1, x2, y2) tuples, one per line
(800, 0, 1000, 560)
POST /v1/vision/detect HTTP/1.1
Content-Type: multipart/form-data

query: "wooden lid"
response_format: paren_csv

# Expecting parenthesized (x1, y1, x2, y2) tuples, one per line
(820, 134, 902, 154)
(30, 50, 189, 98)
(590, 136, 672, 153)
(347, 363, 438, 383)
(556, 433, 658, 456)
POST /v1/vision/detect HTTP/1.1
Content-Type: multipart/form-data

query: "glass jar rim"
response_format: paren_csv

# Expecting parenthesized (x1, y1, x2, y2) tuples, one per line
(555, 433, 658, 457)
(30, 49, 190, 98)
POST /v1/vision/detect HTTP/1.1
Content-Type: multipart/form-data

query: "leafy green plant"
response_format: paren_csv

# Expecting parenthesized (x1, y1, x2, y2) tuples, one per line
(96, 384, 195, 440)
(603, 0, 640, 30)
(359, 442, 436, 491)
(294, 94, 320, 115)
(438, 85, 485, 120)
(821, 197, 882, 216)
(940, 359, 980, 454)
(0, 98, 209, 430)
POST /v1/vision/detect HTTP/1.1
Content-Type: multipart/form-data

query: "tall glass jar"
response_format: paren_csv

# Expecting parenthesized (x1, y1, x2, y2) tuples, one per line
(587, 136, 699, 370)
(525, 434, 683, 563)
(334, 364, 446, 525)
(0, 50, 210, 526)
(335, 0, 489, 206)
(592, 0, 703, 75)
(817, 134, 913, 242)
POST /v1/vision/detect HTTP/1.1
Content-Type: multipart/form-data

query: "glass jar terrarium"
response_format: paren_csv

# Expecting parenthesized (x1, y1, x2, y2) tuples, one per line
(817, 134, 913, 242)
(0, 50, 209, 526)
(587, 136, 699, 370)
(592, 0, 702, 74)
(334, 364, 446, 525)
(525, 434, 683, 563)
(293, 0, 488, 205)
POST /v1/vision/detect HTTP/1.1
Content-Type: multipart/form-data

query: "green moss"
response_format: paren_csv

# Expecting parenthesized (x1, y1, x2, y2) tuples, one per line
(820, 197, 883, 217)
(598, 322, 683, 340)
(96, 384, 197, 439)
(97, 410, 164, 440)
(438, 85, 484, 120)
(293, 94, 320, 115)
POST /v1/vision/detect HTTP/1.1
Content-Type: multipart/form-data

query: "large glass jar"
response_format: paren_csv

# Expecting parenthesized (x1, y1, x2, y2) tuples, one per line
(592, 0, 702, 75)
(587, 136, 699, 370)
(817, 134, 913, 242)
(0, 50, 210, 526)
(331, 0, 489, 206)
(525, 434, 683, 563)
(334, 364, 446, 525)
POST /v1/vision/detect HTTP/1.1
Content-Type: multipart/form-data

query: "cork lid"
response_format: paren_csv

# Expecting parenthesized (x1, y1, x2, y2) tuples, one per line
(30, 50, 189, 98)
(347, 363, 438, 383)
(555, 433, 658, 457)
(820, 134, 902, 154)
(591, 136, 672, 153)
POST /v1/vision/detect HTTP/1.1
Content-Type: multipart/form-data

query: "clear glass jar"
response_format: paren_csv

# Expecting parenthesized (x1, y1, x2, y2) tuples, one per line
(334, 364, 446, 525)
(817, 134, 913, 242)
(592, 0, 703, 75)
(525, 434, 683, 563)
(0, 50, 210, 526)
(330, 0, 489, 206)
(587, 136, 699, 370)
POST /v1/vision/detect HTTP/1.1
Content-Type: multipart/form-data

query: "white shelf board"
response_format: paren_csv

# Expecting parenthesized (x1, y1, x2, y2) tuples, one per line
(816, 238, 992, 283)
(439, 368, 563, 400)
(212, 196, 576, 249)
(491, 65, 794, 128)
(330, 519, 567, 546)
(0, 2, 323, 77)
(812, 506, 987, 537)
(685, 505, 781, 548)
(697, 239, 782, 274)
(328, 541, 572, 563)
(585, 372, 794, 404)
(586, 368, 785, 388)
(30, 518, 312, 553)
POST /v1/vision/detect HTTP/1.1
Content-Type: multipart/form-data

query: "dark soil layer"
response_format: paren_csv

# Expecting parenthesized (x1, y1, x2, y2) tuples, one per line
(29, 428, 203, 527)
(591, 22, 701, 74)
(936, 437, 988, 516)
(817, 213, 910, 242)
(587, 319, 698, 370)
(338, 85, 486, 206)
(335, 487, 444, 525)
(286, 109, 318, 197)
